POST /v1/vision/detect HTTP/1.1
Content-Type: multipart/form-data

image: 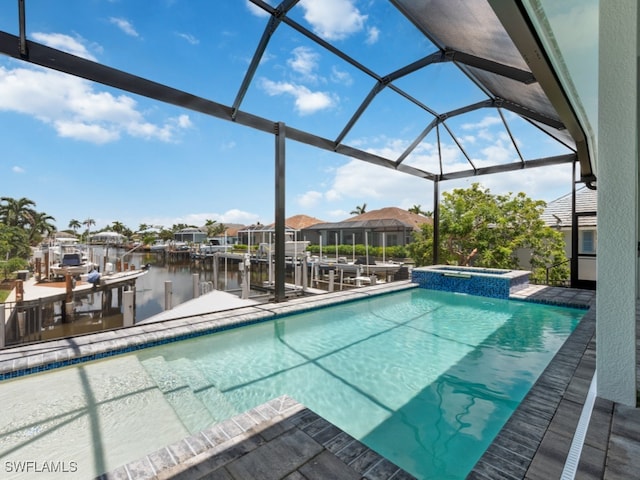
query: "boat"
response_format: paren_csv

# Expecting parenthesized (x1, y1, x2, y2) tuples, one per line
(316, 256, 403, 279)
(257, 241, 310, 258)
(199, 239, 233, 255)
(51, 251, 97, 278)
(149, 240, 168, 252)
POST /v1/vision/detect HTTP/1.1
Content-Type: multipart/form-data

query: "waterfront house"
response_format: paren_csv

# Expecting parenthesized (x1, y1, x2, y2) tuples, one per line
(173, 227, 207, 244)
(238, 215, 325, 247)
(89, 231, 126, 245)
(300, 207, 432, 248)
(541, 187, 597, 286)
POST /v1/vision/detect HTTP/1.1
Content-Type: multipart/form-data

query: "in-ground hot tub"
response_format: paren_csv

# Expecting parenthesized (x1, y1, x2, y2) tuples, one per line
(412, 265, 530, 299)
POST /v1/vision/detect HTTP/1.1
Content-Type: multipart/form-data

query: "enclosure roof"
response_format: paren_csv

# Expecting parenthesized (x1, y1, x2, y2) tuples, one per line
(0, 0, 594, 184)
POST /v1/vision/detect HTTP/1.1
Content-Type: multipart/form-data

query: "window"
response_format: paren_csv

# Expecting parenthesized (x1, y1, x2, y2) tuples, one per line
(580, 230, 596, 254)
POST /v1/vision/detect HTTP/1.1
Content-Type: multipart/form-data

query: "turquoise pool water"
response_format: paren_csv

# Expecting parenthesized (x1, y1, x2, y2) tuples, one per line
(0, 289, 584, 479)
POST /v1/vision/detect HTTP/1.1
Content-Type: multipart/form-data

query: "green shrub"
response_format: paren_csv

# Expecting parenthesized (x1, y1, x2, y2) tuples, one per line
(1, 257, 29, 280)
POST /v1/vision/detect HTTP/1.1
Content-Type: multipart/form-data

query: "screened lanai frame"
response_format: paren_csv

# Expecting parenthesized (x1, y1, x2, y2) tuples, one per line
(0, 0, 596, 300)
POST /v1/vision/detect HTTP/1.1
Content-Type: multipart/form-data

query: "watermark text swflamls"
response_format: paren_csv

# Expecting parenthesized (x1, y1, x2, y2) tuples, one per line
(5, 460, 78, 474)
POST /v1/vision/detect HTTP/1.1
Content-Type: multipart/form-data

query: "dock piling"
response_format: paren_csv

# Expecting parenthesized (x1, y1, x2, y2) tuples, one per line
(123, 290, 134, 327)
(164, 280, 173, 310)
(192, 273, 200, 299)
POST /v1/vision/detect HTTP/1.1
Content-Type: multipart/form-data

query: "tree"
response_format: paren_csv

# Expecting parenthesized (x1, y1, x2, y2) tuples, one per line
(407, 222, 434, 267)
(350, 203, 367, 215)
(204, 219, 226, 238)
(83, 217, 96, 243)
(408, 205, 432, 217)
(0, 223, 30, 260)
(171, 223, 189, 232)
(0, 196, 36, 228)
(111, 221, 125, 234)
(159, 228, 174, 242)
(68, 219, 82, 234)
(25, 211, 56, 245)
(408, 184, 569, 283)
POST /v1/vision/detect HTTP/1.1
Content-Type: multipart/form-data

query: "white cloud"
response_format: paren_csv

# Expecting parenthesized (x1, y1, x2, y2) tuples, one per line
(288, 46, 320, 82)
(175, 114, 192, 129)
(299, 0, 367, 40)
(54, 120, 119, 144)
(31, 32, 97, 61)
(260, 78, 335, 115)
(0, 64, 192, 144)
(177, 32, 199, 45)
(109, 17, 139, 37)
(461, 115, 501, 130)
(318, 136, 575, 219)
(326, 209, 349, 220)
(331, 66, 353, 86)
(12, 166, 25, 174)
(297, 190, 323, 208)
(366, 26, 380, 45)
(478, 141, 514, 165)
(146, 209, 261, 228)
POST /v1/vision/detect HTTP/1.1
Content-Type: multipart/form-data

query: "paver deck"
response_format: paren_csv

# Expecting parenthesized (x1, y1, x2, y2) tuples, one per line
(0, 281, 638, 479)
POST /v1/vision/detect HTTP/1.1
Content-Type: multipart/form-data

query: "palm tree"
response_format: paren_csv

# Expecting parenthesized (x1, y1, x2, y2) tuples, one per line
(83, 217, 96, 243)
(408, 205, 432, 216)
(68, 219, 82, 234)
(0, 196, 36, 227)
(111, 221, 125, 234)
(204, 219, 226, 238)
(138, 223, 150, 233)
(26, 211, 57, 245)
(350, 203, 367, 215)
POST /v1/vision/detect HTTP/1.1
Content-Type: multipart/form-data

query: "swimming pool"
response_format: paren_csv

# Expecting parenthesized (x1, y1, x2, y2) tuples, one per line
(0, 288, 584, 479)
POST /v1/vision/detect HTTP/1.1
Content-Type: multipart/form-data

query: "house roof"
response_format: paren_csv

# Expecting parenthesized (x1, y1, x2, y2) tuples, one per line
(344, 207, 431, 227)
(220, 223, 245, 237)
(541, 187, 597, 228)
(280, 214, 326, 230)
(304, 207, 432, 232)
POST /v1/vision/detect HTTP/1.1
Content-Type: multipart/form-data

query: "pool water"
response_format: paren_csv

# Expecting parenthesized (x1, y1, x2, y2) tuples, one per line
(0, 289, 584, 479)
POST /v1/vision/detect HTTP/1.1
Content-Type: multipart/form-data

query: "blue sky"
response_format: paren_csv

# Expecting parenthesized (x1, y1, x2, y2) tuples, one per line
(0, 0, 598, 232)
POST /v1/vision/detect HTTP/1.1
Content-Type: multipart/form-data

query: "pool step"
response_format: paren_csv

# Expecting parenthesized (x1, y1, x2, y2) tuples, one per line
(140, 355, 216, 433)
(169, 357, 240, 423)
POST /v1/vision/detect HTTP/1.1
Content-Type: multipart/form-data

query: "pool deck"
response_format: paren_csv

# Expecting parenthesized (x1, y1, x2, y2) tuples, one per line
(0, 281, 638, 479)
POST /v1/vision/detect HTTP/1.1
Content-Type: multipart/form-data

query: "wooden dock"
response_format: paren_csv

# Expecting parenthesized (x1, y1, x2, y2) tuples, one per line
(2, 269, 149, 347)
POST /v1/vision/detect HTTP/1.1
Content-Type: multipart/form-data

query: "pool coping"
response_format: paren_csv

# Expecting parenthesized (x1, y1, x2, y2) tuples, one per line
(0, 281, 417, 381)
(97, 394, 416, 480)
(0, 281, 599, 479)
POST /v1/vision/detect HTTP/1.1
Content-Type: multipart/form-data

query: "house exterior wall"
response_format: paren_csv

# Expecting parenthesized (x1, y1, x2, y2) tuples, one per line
(596, 0, 638, 406)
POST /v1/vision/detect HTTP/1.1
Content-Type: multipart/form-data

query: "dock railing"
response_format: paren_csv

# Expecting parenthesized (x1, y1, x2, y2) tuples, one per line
(1, 298, 49, 347)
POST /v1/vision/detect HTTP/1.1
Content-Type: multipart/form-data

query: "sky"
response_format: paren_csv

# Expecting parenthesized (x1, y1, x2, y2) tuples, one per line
(0, 0, 598, 232)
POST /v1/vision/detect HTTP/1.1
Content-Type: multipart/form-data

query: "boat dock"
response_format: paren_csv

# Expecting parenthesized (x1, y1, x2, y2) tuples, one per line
(1, 269, 148, 348)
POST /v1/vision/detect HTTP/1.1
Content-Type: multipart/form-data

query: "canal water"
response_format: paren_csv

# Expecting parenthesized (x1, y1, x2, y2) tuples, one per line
(8, 248, 333, 346)
(132, 251, 245, 321)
